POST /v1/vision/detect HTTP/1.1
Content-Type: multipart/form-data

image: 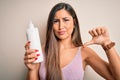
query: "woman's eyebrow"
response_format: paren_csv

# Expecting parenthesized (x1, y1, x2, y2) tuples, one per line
(54, 17, 70, 20)
(63, 17, 69, 19)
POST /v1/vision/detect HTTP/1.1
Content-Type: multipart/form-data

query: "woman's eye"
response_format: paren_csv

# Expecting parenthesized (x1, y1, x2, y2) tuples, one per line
(64, 19, 69, 22)
(53, 19, 58, 23)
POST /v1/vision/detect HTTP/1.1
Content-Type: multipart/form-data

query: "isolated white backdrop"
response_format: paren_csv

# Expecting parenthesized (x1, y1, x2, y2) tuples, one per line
(0, 0, 120, 80)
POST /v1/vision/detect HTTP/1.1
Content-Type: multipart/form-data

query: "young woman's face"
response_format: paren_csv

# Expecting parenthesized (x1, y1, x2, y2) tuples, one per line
(53, 9, 74, 40)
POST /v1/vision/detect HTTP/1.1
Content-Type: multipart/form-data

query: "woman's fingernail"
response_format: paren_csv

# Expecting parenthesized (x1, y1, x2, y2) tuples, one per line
(35, 58, 38, 60)
(36, 54, 40, 56)
(35, 50, 39, 52)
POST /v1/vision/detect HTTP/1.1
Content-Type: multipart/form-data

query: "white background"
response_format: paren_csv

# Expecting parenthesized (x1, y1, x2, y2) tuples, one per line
(0, 0, 120, 80)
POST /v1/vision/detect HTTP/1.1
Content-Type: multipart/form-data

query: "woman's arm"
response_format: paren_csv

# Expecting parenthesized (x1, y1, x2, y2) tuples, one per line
(82, 47, 115, 80)
(83, 27, 120, 80)
(24, 41, 40, 80)
(27, 67, 40, 80)
(102, 43, 120, 80)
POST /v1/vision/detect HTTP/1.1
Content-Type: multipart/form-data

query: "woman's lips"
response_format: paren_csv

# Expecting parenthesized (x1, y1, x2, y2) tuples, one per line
(58, 31, 66, 35)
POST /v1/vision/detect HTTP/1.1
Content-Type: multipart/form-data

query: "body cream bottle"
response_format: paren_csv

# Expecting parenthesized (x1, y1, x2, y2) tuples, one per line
(26, 21, 43, 63)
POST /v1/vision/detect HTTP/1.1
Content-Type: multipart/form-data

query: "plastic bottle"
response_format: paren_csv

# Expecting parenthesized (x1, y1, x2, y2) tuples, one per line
(26, 21, 43, 63)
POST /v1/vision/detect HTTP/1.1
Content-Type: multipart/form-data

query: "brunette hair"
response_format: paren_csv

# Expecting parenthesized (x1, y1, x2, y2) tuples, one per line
(45, 2, 83, 80)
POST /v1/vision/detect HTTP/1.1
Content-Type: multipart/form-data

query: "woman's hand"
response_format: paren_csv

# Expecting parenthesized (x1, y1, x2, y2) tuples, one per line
(84, 27, 112, 46)
(24, 41, 40, 71)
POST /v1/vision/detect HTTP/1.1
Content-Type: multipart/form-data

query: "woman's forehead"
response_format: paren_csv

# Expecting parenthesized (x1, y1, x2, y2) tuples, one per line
(54, 9, 72, 19)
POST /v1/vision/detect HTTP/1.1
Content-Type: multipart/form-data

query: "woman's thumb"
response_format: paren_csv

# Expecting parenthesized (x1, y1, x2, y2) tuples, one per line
(83, 40, 94, 47)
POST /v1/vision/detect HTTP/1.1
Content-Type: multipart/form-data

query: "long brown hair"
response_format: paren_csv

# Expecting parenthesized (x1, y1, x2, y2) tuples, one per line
(45, 2, 83, 80)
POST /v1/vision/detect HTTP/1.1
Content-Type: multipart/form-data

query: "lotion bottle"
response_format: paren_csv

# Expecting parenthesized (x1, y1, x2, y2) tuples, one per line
(26, 21, 43, 63)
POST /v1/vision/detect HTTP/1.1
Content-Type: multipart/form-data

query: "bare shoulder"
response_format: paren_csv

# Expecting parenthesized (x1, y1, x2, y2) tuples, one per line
(81, 46, 92, 54)
(81, 46, 104, 66)
(79, 46, 96, 69)
(81, 46, 98, 61)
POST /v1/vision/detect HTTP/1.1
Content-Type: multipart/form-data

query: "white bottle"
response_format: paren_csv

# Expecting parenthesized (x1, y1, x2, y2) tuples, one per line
(26, 21, 43, 63)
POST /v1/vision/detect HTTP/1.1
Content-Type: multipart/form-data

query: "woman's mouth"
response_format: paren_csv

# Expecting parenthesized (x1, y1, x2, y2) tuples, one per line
(58, 31, 66, 35)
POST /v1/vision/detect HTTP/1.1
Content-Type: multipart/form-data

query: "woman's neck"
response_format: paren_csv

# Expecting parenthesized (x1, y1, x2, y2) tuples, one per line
(59, 37, 74, 49)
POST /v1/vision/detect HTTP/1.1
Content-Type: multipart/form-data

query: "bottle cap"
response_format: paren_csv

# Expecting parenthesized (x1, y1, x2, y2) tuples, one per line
(28, 20, 34, 29)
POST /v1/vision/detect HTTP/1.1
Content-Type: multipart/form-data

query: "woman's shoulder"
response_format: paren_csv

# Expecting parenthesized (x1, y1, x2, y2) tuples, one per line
(81, 46, 97, 60)
(81, 46, 94, 54)
(79, 46, 96, 68)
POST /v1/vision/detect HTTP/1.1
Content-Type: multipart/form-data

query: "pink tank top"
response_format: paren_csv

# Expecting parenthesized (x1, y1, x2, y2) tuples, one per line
(39, 47, 84, 80)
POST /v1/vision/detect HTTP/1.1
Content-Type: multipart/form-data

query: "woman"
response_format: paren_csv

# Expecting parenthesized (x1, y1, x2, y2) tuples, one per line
(24, 2, 120, 80)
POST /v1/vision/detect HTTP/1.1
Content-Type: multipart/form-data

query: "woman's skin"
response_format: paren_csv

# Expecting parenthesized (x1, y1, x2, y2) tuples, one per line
(24, 9, 120, 80)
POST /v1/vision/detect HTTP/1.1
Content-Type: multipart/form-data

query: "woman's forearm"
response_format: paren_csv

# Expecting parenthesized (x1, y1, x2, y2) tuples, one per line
(104, 47, 120, 80)
(26, 70, 39, 80)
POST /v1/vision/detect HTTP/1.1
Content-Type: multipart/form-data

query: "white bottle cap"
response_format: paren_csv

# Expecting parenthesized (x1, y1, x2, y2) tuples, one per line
(28, 21, 34, 29)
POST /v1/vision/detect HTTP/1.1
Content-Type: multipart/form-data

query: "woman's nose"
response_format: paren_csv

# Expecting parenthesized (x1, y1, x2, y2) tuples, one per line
(59, 20, 65, 29)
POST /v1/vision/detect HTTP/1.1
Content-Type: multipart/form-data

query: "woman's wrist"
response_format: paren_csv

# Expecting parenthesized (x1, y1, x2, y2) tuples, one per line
(28, 68, 39, 73)
(27, 69, 39, 80)
(102, 40, 115, 51)
(28, 69, 39, 77)
(102, 40, 112, 46)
